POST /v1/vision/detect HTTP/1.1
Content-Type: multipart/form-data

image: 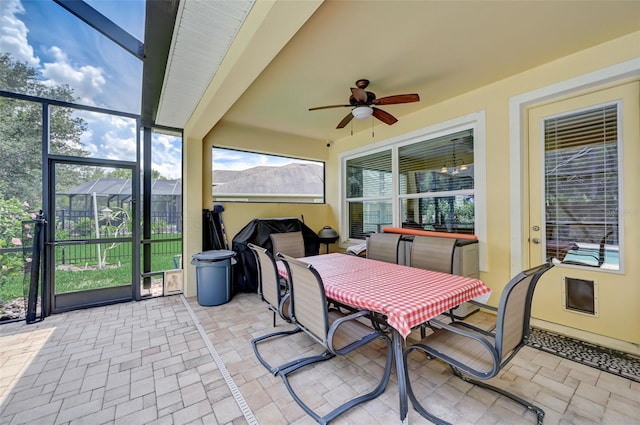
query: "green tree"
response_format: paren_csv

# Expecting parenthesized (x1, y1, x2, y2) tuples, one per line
(0, 198, 35, 289)
(0, 53, 89, 206)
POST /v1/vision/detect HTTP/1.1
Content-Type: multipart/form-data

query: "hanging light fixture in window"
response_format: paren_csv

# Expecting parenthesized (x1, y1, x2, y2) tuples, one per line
(440, 138, 467, 175)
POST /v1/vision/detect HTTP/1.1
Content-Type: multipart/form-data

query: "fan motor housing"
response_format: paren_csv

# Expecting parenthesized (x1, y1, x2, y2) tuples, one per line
(349, 92, 376, 105)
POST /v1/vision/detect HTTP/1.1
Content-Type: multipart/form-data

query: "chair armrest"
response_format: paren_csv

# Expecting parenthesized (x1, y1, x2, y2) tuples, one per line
(425, 318, 499, 367)
(328, 310, 370, 332)
(414, 318, 500, 378)
(468, 299, 498, 312)
(278, 292, 292, 322)
(444, 318, 495, 337)
(327, 310, 381, 355)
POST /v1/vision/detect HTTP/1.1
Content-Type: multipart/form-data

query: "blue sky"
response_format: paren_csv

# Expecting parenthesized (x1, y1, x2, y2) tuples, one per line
(0, 0, 183, 178)
(0, 0, 316, 176)
(3, 0, 144, 112)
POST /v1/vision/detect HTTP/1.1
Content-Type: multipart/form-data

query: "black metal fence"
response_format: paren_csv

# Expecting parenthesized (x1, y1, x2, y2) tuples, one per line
(53, 238, 182, 266)
(1, 211, 183, 268)
(56, 209, 182, 238)
(53, 209, 182, 266)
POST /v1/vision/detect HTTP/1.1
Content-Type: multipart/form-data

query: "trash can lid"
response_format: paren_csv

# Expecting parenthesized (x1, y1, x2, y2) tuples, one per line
(192, 250, 236, 261)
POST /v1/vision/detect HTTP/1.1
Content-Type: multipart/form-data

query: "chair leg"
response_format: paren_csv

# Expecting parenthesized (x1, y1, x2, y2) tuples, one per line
(280, 334, 393, 425)
(404, 346, 452, 425)
(251, 327, 303, 375)
(451, 368, 545, 425)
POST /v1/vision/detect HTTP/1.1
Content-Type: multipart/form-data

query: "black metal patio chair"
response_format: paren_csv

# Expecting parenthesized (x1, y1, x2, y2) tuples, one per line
(248, 243, 300, 375)
(366, 232, 401, 263)
(277, 253, 394, 425)
(403, 262, 554, 425)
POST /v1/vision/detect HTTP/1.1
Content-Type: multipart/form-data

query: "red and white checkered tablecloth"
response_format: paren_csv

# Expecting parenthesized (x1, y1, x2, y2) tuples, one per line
(283, 253, 491, 339)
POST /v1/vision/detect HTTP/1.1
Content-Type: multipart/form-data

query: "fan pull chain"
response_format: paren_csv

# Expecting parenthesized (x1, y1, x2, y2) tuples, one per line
(350, 120, 353, 136)
(371, 116, 374, 138)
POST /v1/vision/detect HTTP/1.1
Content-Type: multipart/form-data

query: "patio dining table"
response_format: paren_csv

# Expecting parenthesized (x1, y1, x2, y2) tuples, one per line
(279, 253, 491, 424)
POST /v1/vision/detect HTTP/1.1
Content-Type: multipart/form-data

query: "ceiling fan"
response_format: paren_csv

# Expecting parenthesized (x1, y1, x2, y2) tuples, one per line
(309, 79, 420, 129)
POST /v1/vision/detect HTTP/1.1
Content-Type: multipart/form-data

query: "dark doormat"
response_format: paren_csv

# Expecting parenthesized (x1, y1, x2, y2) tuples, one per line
(527, 327, 640, 383)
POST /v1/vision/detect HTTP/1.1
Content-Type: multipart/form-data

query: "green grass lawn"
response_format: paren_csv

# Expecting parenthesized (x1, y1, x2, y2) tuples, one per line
(0, 249, 180, 303)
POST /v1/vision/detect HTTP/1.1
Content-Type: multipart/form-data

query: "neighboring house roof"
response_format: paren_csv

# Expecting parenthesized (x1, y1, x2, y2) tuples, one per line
(212, 167, 277, 185)
(213, 163, 323, 195)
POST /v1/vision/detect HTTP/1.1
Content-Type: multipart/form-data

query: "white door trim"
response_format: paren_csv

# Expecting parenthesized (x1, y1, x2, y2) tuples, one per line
(508, 58, 640, 278)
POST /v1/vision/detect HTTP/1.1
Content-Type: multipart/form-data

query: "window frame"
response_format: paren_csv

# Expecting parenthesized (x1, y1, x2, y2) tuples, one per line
(212, 146, 326, 204)
(508, 59, 639, 278)
(339, 112, 487, 270)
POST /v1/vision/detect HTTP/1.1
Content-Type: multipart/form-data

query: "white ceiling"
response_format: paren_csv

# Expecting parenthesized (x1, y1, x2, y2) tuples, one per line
(155, 0, 640, 142)
(155, 0, 255, 129)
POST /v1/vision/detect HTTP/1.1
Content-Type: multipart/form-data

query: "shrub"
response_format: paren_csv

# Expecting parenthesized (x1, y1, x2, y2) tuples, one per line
(0, 199, 37, 291)
(74, 217, 94, 236)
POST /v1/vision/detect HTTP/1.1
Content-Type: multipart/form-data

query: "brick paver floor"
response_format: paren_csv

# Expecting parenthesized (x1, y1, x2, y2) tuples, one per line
(1, 293, 638, 424)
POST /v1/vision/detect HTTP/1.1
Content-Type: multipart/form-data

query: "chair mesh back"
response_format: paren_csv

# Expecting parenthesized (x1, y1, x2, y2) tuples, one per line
(495, 263, 553, 361)
(410, 236, 456, 273)
(498, 275, 531, 358)
(283, 256, 328, 343)
(249, 244, 280, 309)
(367, 233, 401, 263)
(271, 231, 306, 258)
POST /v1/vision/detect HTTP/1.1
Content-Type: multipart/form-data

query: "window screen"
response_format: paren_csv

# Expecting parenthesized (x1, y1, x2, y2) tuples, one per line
(212, 147, 325, 203)
(544, 103, 619, 269)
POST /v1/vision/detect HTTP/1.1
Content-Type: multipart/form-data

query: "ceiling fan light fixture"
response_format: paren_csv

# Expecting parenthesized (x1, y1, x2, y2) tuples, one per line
(352, 106, 373, 120)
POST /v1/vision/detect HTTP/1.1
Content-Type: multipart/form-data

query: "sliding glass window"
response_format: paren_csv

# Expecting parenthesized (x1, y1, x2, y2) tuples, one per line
(343, 128, 477, 240)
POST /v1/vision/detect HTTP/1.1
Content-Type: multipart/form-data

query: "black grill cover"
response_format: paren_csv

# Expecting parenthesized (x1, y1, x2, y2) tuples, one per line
(231, 218, 320, 293)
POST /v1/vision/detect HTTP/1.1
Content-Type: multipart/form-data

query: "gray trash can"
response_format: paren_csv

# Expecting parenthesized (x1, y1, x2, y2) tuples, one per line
(191, 250, 236, 306)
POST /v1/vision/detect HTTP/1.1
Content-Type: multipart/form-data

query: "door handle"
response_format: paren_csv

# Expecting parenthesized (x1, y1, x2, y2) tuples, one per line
(532, 238, 541, 244)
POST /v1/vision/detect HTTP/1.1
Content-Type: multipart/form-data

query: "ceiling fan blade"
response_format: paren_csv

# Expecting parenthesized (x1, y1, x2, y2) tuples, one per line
(372, 107, 398, 125)
(373, 94, 420, 105)
(336, 112, 354, 129)
(309, 104, 351, 111)
(350, 87, 368, 103)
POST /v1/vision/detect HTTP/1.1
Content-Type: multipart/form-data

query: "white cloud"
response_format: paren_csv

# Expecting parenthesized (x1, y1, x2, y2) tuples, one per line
(212, 147, 318, 171)
(102, 131, 136, 160)
(153, 160, 181, 179)
(1, 1, 182, 181)
(0, 0, 40, 66)
(40, 47, 106, 106)
(152, 134, 182, 179)
(75, 112, 137, 160)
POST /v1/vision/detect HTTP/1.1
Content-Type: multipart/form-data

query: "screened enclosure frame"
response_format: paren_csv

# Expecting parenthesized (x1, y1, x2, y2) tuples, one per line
(0, 90, 183, 316)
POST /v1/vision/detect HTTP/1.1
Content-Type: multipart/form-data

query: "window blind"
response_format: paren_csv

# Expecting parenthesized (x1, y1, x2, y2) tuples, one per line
(346, 150, 392, 198)
(398, 129, 474, 194)
(544, 103, 619, 267)
(346, 150, 392, 238)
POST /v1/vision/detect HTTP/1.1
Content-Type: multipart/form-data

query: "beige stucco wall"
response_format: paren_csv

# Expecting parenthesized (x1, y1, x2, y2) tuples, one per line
(181, 122, 335, 301)
(202, 121, 334, 237)
(184, 31, 640, 350)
